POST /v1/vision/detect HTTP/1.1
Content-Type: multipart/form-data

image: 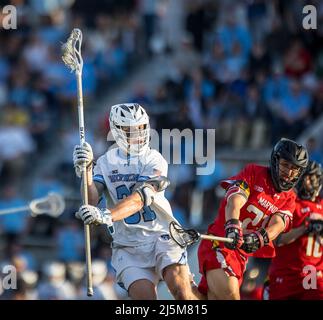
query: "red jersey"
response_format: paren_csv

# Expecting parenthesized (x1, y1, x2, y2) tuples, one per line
(269, 197, 323, 278)
(207, 164, 296, 258)
(241, 286, 264, 300)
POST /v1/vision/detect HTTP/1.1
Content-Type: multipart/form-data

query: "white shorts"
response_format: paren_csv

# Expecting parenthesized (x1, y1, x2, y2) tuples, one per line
(111, 233, 187, 291)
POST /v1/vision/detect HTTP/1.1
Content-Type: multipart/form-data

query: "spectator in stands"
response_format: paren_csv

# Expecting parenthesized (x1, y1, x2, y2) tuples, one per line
(6, 241, 37, 272)
(243, 84, 268, 148)
(77, 260, 118, 300)
(139, 0, 159, 55)
(37, 261, 76, 300)
(284, 38, 312, 79)
(217, 10, 252, 59)
(306, 137, 323, 164)
(32, 171, 65, 200)
(0, 277, 29, 300)
(310, 82, 323, 120)
(263, 63, 290, 115)
(29, 95, 51, 154)
(56, 219, 84, 263)
(0, 110, 35, 185)
(0, 185, 30, 247)
(248, 42, 271, 76)
(246, 0, 269, 43)
(224, 41, 248, 82)
(23, 33, 49, 73)
(272, 80, 311, 141)
(204, 40, 228, 83)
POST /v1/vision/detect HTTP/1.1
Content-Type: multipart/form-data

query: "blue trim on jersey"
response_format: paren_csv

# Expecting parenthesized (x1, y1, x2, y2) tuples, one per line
(93, 174, 106, 187)
(137, 175, 151, 182)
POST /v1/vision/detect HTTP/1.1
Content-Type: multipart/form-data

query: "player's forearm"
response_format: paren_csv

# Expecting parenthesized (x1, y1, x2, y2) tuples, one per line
(111, 192, 144, 221)
(275, 225, 307, 246)
(265, 214, 286, 241)
(225, 194, 246, 222)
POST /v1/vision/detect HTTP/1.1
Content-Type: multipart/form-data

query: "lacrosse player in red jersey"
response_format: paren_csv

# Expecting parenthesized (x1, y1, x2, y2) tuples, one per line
(268, 160, 323, 300)
(197, 138, 309, 299)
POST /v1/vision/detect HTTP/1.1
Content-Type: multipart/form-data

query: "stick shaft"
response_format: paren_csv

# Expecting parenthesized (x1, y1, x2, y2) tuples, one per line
(200, 234, 233, 243)
(76, 71, 85, 144)
(0, 206, 29, 215)
(76, 70, 93, 297)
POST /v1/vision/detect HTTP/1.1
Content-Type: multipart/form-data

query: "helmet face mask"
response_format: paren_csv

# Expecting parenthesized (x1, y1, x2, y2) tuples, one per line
(270, 138, 309, 192)
(109, 103, 150, 156)
(297, 161, 323, 200)
(277, 159, 302, 190)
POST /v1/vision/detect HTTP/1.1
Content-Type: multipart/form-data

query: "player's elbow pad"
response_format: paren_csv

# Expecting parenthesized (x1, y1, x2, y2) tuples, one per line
(223, 180, 250, 202)
(275, 212, 292, 233)
(135, 185, 155, 207)
(133, 176, 170, 207)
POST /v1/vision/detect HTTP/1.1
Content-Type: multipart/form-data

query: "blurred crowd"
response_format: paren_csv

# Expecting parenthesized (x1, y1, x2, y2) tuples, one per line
(1, 0, 323, 300)
(0, 0, 143, 189)
(0, 0, 147, 300)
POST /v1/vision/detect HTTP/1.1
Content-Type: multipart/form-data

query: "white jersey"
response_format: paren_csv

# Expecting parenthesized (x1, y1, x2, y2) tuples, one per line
(93, 147, 176, 247)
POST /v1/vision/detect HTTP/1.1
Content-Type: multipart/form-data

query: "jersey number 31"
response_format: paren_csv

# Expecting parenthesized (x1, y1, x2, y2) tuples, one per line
(116, 184, 156, 224)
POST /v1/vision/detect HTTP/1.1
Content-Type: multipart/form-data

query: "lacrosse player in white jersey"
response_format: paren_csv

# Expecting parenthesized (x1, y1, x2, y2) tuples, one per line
(73, 103, 199, 300)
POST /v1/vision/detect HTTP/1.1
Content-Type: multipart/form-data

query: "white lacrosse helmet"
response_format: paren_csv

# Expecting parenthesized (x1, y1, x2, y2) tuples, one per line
(109, 103, 150, 156)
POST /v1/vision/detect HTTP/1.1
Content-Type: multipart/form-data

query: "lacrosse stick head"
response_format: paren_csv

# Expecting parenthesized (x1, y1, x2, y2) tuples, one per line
(61, 28, 83, 73)
(169, 221, 200, 248)
(29, 192, 65, 218)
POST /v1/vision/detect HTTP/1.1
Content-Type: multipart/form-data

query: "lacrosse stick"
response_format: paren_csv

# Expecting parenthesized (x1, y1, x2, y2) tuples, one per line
(62, 28, 93, 296)
(0, 192, 65, 218)
(169, 220, 233, 248)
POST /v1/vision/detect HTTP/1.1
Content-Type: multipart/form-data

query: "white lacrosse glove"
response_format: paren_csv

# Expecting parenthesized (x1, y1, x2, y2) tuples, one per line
(75, 205, 114, 234)
(73, 142, 93, 178)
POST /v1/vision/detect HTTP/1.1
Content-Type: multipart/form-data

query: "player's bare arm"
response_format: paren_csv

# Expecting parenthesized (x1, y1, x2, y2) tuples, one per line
(76, 175, 170, 227)
(224, 193, 247, 250)
(240, 212, 292, 254)
(109, 192, 143, 221)
(275, 224, 307, 246)
(79, 183, 156, 223)
(108, 176, 170, 221)
(275, 217, 323, 247)
(265, 213, 287, 242)
(225, 193, 247, 221)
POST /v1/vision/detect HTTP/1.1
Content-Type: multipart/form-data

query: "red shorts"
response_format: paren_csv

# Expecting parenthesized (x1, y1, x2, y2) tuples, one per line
(197, 239, 248, 295)
(269, 274, 323, 300)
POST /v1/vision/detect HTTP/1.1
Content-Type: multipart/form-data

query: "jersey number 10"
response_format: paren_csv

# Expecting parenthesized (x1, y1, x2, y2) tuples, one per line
(306, 234, 322, 258)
